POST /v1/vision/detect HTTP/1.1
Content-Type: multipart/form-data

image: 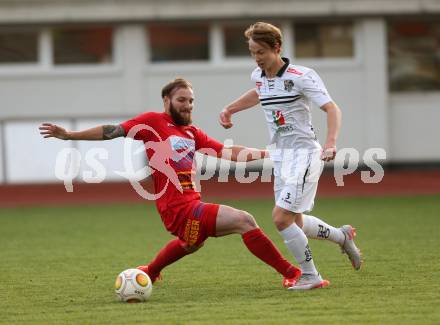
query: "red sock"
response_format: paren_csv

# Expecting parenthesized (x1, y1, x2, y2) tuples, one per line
(242, 228, 299, 278)
(147, 239, 190, 277)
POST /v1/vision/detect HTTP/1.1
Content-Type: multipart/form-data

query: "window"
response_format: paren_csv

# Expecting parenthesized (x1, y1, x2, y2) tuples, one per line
(148, 23, 209, 62)
(0, 29, 38, 63)
(389, 21, 440, 92)
(294, 22, 354, 58)
(223, 25, 249, 57)
(53, 26, 113, 64)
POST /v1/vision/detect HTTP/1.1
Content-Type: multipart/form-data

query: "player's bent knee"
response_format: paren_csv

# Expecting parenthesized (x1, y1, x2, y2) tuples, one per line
(272, 216, 290, 230)
(272, 208, 297, 231)
(237, 210, 257, 232)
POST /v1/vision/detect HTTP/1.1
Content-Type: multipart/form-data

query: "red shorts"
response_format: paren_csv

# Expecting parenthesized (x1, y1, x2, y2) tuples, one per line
(173, 201, 219, 247)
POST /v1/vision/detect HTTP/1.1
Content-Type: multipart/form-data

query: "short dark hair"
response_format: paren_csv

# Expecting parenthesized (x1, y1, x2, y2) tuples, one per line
(161, 78, 193, 98)
(244, 22, 283, 49)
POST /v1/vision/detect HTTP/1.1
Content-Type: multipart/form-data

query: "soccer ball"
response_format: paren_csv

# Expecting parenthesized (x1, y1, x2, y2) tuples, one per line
(115, 268, 153, 303)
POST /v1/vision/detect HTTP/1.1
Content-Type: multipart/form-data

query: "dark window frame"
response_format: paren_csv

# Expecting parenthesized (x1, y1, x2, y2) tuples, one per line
(0, 27, 39, 64)
(52, 24, 114, 65)
(388, 18, 440, 92)
(147, 22, 210, 62)
(294, 20, 355, 59)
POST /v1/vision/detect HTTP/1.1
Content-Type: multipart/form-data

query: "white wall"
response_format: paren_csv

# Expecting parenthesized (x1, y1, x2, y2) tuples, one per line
(3, 118, 149, 184)
(389, 93, 440, 161)
(5, 120, 73, 183)
(0, 72, 125, 119)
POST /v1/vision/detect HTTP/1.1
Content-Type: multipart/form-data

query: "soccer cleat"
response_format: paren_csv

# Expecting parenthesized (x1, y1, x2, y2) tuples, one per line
(287, 273, 330, 290)
(339, 225, 362, 270)
(282, 267, 302, 288)
(136, 265, 162, 284)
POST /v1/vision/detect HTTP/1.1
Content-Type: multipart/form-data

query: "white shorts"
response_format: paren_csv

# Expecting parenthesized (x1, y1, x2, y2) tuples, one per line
(274, 150, 324, 213)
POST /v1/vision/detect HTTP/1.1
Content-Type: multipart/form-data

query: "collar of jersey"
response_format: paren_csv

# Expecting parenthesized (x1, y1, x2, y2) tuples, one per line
(260, 57, 290, 78)
(162, 112, 173, 123)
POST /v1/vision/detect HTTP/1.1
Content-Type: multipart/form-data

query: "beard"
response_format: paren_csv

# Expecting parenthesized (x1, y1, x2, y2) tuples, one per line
(169, 102, 192, 126)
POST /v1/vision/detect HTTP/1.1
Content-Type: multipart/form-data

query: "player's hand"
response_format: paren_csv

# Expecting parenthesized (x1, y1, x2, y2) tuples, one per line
(39, 123, 70, 140)
(321, 144, 337, 162)
(219, 108, 233, 129)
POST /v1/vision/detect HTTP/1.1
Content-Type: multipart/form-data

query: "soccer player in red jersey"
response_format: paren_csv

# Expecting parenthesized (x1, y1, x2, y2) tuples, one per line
(39, 78, 301, 289)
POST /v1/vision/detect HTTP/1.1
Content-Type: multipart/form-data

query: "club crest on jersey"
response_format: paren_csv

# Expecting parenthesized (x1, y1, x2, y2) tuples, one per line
(272, 110, 286, 126)
(284, 80, 294, 92)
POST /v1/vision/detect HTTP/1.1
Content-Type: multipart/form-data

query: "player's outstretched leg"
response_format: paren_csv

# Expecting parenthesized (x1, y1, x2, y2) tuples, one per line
(339, 225, 362, 270)
(273, 207, 330, 290)
(137, 238, 194, 283)
(301, 214, 362, 270)
(215, 205, 301, 287)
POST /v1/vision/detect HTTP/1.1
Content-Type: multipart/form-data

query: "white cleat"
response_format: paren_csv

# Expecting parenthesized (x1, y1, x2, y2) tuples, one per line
(340, 225, 362, 270)
(287, 273, 330, 290)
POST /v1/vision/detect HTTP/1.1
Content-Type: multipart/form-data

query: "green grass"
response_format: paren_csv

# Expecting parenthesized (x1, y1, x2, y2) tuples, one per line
(1, 196, 440, 324)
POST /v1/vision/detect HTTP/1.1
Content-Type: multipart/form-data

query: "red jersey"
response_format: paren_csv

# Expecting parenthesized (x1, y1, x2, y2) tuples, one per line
(120, 112, 224, 232)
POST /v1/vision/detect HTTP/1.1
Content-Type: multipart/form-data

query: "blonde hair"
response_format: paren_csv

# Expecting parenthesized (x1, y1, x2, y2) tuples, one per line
(244, 22, 283, 49)
(161, 77, 193, 98)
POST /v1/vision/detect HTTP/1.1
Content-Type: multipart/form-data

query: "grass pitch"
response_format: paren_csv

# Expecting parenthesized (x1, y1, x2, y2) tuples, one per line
(1, 196, 440, 324)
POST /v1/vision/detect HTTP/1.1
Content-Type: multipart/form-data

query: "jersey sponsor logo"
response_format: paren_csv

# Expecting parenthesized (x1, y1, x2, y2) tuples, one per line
(287, 68, 303, 75)
(169, 136, 195, 153)
(284, 80, 294, 92)
(272, 110, 286, 126)
(277, 124, 294, 135)
(183, 219, 200, 246)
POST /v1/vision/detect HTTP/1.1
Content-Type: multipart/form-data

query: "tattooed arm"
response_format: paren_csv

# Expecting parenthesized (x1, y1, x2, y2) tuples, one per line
(39, 123, 126, 140)
(102, 125, 126, 140)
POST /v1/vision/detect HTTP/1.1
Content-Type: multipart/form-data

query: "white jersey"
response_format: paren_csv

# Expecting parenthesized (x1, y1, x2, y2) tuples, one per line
(251, 58, 332, 161)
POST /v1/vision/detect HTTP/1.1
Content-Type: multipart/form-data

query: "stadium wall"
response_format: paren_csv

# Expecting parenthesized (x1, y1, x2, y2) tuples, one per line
(0, 0, 439, 23)
(0, 5, 439, 184)
(389, 93, 440, 161)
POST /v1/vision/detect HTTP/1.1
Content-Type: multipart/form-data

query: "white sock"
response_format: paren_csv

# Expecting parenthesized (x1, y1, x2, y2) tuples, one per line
(302, 214, 345, 245)
(279, 223, 318, 275)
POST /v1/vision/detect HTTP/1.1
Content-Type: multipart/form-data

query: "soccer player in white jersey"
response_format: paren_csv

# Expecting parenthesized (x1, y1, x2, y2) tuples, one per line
(219, 22, 362, 290)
